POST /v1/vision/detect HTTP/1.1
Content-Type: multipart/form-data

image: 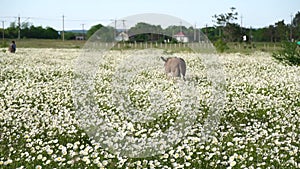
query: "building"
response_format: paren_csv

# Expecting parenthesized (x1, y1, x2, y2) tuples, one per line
(173, 32, 189, 43)
(115, 32, 129, 41)
(75, 36, 84, 40)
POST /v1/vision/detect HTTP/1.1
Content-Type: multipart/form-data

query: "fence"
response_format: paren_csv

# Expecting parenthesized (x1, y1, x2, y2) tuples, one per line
(87, 41, 281, 52)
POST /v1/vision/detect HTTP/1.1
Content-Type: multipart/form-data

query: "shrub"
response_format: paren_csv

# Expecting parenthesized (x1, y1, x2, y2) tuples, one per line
(214, 38, 229, 53)
(272, 41, 300, 66)
(1, 41, 8, 48)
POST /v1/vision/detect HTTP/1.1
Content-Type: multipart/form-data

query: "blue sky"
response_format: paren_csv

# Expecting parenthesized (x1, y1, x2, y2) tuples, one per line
(1, 0, 299, 30)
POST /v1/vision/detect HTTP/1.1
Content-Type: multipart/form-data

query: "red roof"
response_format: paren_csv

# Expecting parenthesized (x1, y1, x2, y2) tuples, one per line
(174, 32, 185, 36)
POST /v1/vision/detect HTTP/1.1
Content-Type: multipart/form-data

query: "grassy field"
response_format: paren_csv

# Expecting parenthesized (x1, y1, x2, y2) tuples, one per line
(0, 48, 299, 168)
(226, 42, 282, 53)
(2, 39, 86, 49)
(1, 39, 282, 53)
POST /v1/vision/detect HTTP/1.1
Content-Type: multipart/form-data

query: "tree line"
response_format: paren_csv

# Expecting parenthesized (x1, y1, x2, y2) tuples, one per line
(2, 22, 83, 40)
(210, 8, 300, 43)
(1, 8, 299, 42)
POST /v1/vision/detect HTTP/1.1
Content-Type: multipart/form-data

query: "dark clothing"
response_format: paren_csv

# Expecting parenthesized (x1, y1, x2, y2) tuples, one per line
(9, 42, 16, 53)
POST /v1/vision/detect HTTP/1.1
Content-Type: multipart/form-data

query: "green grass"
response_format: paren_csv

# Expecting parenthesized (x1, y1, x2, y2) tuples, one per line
(226, 42, 282, 53)
(2, 39, 283, 54)
(4, 39, 86, 49)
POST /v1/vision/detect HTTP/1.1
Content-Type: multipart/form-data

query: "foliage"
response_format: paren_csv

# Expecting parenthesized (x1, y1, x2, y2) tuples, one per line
(272, 41, 300, 65)
(214, 38, 229, 53)
(223, 23, 241, 42)
(213, 7, 238, 26)
(63, 32, 76, 40)
(274, 20, 288, 42)
(212, 7, 239, 41)
(128, 22, 163, 35)
(4, 22, 59, 39)
(292, 11, 300, 40)
(252, 27, 270, 42)
(128, 23, 170, 42)
(201, 26, 218, 42)
(86, 23, 103, 38)
(128, 33, 174, 43)
(22, 26, 59, 39)
(1, 41, 9, 48)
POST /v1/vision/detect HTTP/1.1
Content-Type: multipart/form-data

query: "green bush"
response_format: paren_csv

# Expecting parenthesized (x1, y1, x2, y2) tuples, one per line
(272, 41, 300, 66)
(214, 38, 229, 53)
(1, 41, 8, 48)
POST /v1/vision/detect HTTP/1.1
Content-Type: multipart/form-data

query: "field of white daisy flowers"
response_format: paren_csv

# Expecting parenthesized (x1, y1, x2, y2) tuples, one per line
(0, 48, 299, 169)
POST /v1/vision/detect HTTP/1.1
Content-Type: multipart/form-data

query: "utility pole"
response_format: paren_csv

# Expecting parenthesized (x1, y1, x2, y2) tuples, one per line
(62, 15, 65, 41)
(110, 19, 117, 40)
(2, 21, 4, 42)
(121, 19, 126, 41)
(194, 23, 196, 42)
(121, 20, 126, 32)
(290, 13, 293, 41)
(240, 15, 243, 34)
(180, 21, 182, 33)
(114, 19, 117, 40)
(198, 28, 201, 42)
(81, 24, 85, 40)
(18, 15, 21, 39)
(179, 21, 183, 42)
(250, 26, 252, 43)
(205, 24, 208, 37)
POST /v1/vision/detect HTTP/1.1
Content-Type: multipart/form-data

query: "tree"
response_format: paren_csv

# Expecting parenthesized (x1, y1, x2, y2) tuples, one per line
(292, 11, 300, 26)
(128, 22, 163, 34)
(128, 22, 164, 41)
(128, 22, 165, 42)
(164, 25, 188, 37)
(201, 26, 218, 42)
(21, 22, 32, 29)
(89, 26, 114, 42)
(10, 22, 17, 28)
(223, 23, 241, 42)
(267, 25, 275, 42)
(274, 20, 288, 42)
(292, 12, 300, 40)
(253, 27, 270, 42)
(44, 27, 59, 39)
(212, 7, 239, 40)
(63, 32, 76, 40)
(87, 24, 104, 38)
(212, 7, 239, 52)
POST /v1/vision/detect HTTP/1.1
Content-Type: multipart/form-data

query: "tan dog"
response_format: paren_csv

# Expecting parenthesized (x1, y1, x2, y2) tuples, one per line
(161, 56, 186, 80)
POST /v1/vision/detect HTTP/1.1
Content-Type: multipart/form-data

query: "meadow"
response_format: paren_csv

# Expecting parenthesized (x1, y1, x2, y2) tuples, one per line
(0, 47, 299, 169)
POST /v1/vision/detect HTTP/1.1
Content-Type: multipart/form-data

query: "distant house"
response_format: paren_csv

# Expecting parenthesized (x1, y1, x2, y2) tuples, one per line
(115, 32, 129, 41)
(75, 36, 84, 40)
(173, 32, 189, 43)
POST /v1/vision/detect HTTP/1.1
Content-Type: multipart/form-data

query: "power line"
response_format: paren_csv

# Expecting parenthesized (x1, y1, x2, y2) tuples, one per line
(0, 15, 112, 28)
(0, 15, 126, 32)
(62, 15, 65, 41)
